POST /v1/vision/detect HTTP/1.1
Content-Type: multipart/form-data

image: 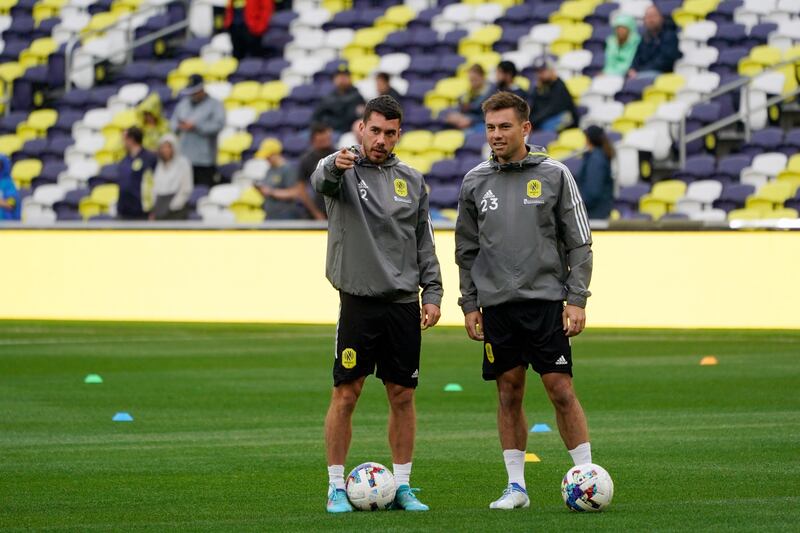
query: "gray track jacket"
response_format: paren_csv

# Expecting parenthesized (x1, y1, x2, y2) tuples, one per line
(312, 147, 443, 306)
(455, 147, 592, 314)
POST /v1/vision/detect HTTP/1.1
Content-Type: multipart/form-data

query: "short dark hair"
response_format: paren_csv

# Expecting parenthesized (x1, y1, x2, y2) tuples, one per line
(309, 122, 332, 137)
(481, 91, 530, 123)
(125, 126, 143, 145)
(363, 95, 403, 123)
(468, 63, 486, 77)
(376, 72, 390, 83)
(497, 60, 518, 77)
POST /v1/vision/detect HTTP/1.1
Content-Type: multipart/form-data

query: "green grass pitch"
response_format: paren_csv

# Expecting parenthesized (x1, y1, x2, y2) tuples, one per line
(1, 322, 798, 531)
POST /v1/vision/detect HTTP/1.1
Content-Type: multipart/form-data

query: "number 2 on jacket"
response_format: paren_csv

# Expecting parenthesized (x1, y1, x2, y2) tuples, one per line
(481, 197, 498, 212)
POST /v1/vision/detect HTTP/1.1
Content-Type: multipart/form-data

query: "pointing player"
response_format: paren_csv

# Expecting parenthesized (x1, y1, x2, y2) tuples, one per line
(455, 92, 594, 510)
(312, 95, 443, 513)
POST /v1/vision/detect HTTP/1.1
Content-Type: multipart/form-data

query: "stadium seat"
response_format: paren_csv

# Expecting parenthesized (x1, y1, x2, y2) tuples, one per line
(740, 153, 789, 188)
(11, 159, 42, 189)
(218, 132, 252, 165)
(675, 180, 724, 214)
(776, 154, 800, 185)
(642, 74, 686, 104)
(78, 183, 119, 220)
(745, 180, 797, 211)
(0, 133, 23, 155)
(612, 101, 659, 134)
(17, 109, 58, 140)
(431, 129, 465, 159)
(639, 180, 688, 219)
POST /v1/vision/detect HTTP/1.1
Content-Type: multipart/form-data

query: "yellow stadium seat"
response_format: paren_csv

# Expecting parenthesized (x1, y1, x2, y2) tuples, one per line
(111, 0, 141, 16)
(19, 37, 58, 68)
(321, 0, 348, 14)
(565, 75, 591, 100)
(253, 80, 288, 112)
(739, 46, 782, 77)
(643, 73, 686, 103)
(233, 205, 266, 223)
(83, 12, 120, 34)
(374, 4, 415, 31)
(457, 52, 501, 77)
(178, 57, 209, 77)
(672, 0, 719, 28)
(101, 109, 138, 139)
(397, 130, 434, 155)
(33, 0, 66, 24)
(342, 27, 390, 60)
(217, 132, 252, 164)
(0, 0, 18, 16)
(425, 77, 470, 115)
(225, 81, 261, 108)
(549, 0, 595, 25)
(764, 208, 799, 219)
(348, 54, 380, 80)
(230, 187, 265, 222)
(432, 130, 465, 156)
(16, 109, 58, 140)
(458, 25, 503, 57)
(0, 62, 25, 85)
(206, 57, 238, 82)
(612, 101, 659, 133)
(745, 181, 797, 211)
(549, 22, 592, 56)
(639, 180, 687, 219)
(777, 154, 800, 184)
(0, 134, 23, 155)
(728, 207, 766, 220)
(79, 183, 119, 219)
(167, 74, 189, 95)
(547, 146, 574, 161)
(556, 128, 586, 151)
(402, 155, 434, 175)
(11, 159, 42, 188)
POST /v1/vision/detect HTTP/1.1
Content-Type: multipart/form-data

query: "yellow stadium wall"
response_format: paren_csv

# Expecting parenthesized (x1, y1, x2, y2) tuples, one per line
(1, 230, 799, 329)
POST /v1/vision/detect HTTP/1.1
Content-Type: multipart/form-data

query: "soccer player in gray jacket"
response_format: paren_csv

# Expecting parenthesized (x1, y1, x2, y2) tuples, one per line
(455, 92, 594, 510)
(312, 96, 443, 513)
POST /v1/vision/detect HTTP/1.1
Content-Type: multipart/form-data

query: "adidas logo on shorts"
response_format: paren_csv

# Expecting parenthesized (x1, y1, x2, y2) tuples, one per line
(411, 369, 419, 378)
(555, 355, 568, 365)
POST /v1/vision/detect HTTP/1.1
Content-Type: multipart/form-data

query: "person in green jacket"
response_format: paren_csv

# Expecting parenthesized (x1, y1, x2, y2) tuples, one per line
(603, 14, 641, 76)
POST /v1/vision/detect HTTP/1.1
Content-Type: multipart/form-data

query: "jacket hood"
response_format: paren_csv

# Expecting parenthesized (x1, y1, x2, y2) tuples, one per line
(489, 145, 549, 171)
(137, 93, 163, 117)
(609, 14, 641, 45)
(348, 144, 400, 168)
(157, 133, 182, 161)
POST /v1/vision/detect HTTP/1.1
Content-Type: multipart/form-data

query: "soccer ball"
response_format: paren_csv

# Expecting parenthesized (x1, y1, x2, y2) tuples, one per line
(561, 463, 614, 512)
(345, 462, 396, 511)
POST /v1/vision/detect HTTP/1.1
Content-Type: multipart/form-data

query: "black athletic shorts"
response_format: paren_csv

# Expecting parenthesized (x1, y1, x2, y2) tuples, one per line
(333, 292, 421, 388)
(482, 299, 573, 380)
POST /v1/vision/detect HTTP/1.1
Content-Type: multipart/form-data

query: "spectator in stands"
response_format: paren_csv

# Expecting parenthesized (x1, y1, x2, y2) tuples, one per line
(171, 74, 226, 189)
(117, 127, 157, 221)
(312, 66, 365, 134)
(0, 155, 20, 221)
(137, 93, 169, 152)
(628, 5, 681, 80)
(444, 64, 492, 131)
(224, 0, 274, 60)
(296, 123, 332, 220)
(530, 57, 577, 132)
(576, 125, 615, 219)
(149, 134, 193, 221)
(253, 138, 316, 220)
(337, 119, 363, 149)
(604, 14, 641, 77)
(494, 60, 528, 100)
(375, 72, 402, 102)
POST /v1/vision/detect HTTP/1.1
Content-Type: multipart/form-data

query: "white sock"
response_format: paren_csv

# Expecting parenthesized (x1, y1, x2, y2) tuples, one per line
(328, 464, 345, 490)
(568, 442, 592, 466)
(393, 462, 412, 487)
(502, 449, 526, 489)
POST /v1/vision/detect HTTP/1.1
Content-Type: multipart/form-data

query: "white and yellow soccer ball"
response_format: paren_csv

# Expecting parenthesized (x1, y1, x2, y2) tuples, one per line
(561, 463, 614, 512)
(346, 462, 396, 511)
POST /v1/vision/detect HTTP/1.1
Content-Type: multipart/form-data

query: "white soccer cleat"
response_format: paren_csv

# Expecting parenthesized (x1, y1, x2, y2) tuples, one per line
(489, 483, 530, 510)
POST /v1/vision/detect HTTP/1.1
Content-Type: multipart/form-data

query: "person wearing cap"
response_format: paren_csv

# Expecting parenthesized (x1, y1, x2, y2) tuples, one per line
(224, 0, 274, 60)
(576, 126, 614, 219)
(530, 57, 577, 132)
(170, 74, 226, 188)
(149, 133, 194, 220)
(603, 14, 641, 77)
(0, 154, 20, 221)
(254, 138, 318, 220)
(494, 60, 528, 101)
(445, 63, 493, 131)
(312, 67, 365, 134)
(628, 5, 681, 79)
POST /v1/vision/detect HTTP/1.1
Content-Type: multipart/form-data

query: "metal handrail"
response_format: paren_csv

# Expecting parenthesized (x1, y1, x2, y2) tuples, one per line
(64, 0, 190, 90)
(678, 57, 800, 167)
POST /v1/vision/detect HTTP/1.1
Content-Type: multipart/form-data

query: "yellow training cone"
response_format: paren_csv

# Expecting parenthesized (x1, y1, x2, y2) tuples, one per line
(700, 356, 718, 366)
(525, 453, 541, 463)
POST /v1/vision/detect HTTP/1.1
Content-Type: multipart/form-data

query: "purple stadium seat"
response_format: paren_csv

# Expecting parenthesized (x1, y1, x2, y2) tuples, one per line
(187, 185, 210, 209)
(262, 29, 292, 59)
(403, 81, 437, 105)
(456, 132, 486, 157)
(53, 188, 89, 218)
(88, 164, 119, 188)
(711, 47, 749, 76)
(284, 84, 316, 108)
(583, 51, 605, 77)
(376, 30, 411, 55)
(0, 40, 29, 62)
(584, 25, 612, 57)
(707, 0, 743, 24)
(498, 4, 534, 26)
(230, 58, 264, 84)
(433, 30, 468, 55)
(585, 2, 618, 26)
(530, 131, 557, 148)
(428, 183, 461, 208)
(672, 155, 716, 182)
(0, 111, 27, 134)
(407, 7, 441, 30)
(741, 127, 784, 158)
(324, 9, 359, 30)
(284, 107, 313, 131)
(495, 25, 529, 53)
(713, 183, 755, 211)
(530, 2, 560, 23)
(616, 183, 651, 207)
(117, 61, 151, 84)
(270, 9, 297, 30)
(19, 139, 48, 161)
(778, 129, 800, 156)
(264, 57, 290, 80)
(402, 105, 433, 130)
(458, 157, 484, 177)
(428, 159, 460, 184)
(437, 54, 464, 76)
(281, 132, 308, 159)
(713, 154, 753, 183)
(748, 23, 778, 47)
(709, 23, 747, 50)
(615, 77, 651, 104)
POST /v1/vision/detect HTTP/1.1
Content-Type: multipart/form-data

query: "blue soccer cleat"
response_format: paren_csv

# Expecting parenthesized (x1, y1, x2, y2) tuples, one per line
(393, 484, 429, 511)
(326, 483, 353, 513)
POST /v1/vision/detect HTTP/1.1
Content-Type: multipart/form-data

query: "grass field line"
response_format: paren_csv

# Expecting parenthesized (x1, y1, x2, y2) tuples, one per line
(0, 332, 334, 347)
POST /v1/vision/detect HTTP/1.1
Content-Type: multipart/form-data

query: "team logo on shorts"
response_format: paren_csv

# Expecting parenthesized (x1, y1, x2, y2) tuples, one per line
(394, 178, 408, 197)
(485, 343, 495, 363)
(526, 179, 542, 198)
(341, 348, 357, 369)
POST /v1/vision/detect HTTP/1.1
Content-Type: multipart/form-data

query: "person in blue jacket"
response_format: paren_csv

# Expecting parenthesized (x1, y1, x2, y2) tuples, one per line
(117, 127, 157, 220)
(0, 155, 21, 221)
(576, 125, 614, 220)
(628, 5, 681, 80)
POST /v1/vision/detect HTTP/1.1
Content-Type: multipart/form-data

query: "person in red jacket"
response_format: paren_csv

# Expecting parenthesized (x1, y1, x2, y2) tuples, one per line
(224, 0, 274, 59)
